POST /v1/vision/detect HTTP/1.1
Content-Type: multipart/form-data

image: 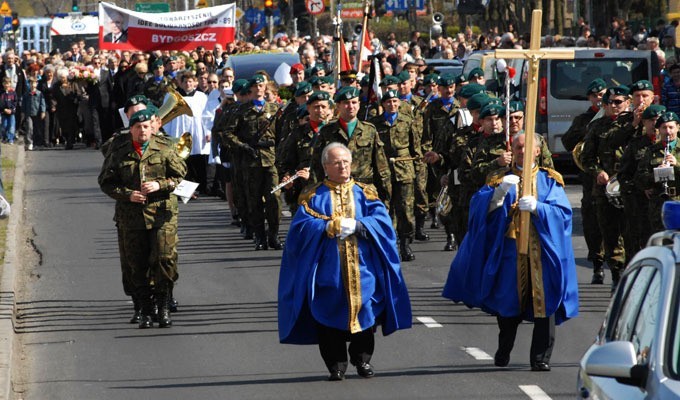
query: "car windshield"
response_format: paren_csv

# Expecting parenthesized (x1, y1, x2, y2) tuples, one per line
(668, 275, 680, 379)
(549, 58, 649, 101)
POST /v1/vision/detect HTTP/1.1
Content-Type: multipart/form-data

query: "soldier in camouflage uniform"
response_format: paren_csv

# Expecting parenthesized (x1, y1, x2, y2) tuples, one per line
(370, 90, 417, 261)
(634, 111, 680, 233)
(98, 108, 186, 329)
(396, 70, 431, 241)
(312, 86, 392, 204)
(358, 75, 379, 121)
(561, 78, 606, 284)
(422, 74, 458, 236)
(280, 91, 332, 213)
(275, 82, 312, 169)
(619, 103, 665, 261)
(581, 86, 636, 292)
(223, 74, 282, 251)
(143, 59, 173, 108)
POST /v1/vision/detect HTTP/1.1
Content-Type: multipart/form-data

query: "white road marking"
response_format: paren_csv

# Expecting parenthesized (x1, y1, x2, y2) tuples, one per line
(519, 385, 552, 400)
(416, 316, 442, 327)
(461, 346, 493, 360)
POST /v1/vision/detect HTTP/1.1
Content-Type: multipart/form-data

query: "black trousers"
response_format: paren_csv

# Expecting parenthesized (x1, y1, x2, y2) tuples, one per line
(317, 324, 374, 373)
(496, 315, 555, 365)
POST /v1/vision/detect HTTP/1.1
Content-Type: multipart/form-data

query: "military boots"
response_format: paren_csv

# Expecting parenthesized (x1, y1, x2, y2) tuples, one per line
(591, 261, 604, 285)
(415, 215, 430, 241)
(400, 236, 415, 261)
(156, 285, 172, 328)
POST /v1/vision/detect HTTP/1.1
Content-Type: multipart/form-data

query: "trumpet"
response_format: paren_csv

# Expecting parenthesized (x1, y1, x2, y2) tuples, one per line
(389, 156, 422, 164)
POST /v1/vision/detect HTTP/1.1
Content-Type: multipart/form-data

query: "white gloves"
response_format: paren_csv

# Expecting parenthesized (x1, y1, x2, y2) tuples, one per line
(499, 174, 520, 193)
(518, 195, 538, 214)
(339, 218, 357, 240)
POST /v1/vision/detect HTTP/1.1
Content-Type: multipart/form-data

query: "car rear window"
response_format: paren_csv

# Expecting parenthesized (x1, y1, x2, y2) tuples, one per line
(549, 58, 650, 101)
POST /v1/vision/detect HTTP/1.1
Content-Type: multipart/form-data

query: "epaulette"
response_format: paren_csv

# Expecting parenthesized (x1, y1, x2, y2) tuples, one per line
(486, 167, 510, 187)
(355, 181, 380, 201)
(297, 182, 323, 206)
(540, 167, 565, 187)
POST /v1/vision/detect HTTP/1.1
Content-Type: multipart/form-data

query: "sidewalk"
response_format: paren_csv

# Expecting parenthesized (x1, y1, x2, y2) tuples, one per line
(0, 143, 26, 400)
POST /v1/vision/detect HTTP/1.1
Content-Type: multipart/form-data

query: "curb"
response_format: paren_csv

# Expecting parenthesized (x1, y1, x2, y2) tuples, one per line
(0, 145, 26, 400)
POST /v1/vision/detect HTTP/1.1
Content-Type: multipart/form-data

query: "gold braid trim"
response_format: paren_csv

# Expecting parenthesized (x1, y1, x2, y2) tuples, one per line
(355, 181, 380, 201)
(297, 182, 323, 206)
(300, 201, 332, 221)
(540, 167, 565, 187)
(486, 167, 511, 187)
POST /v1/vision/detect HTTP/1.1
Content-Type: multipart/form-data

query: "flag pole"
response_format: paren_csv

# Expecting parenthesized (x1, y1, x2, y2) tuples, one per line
(355, 0, 370, 72)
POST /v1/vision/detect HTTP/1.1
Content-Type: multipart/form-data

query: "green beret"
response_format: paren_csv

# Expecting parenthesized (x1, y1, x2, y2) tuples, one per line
(249, 74, 266, 85)
(437, 73, 456, 86)
(381, 89, 399, 102)
(124, 95, 149, 112)
(455, 74, 468, 85)
(509, 100, 524, 113)
(380, 75, 400, 86)
(334, 86, 360, 102)
(319, 75, 334, 85)
(586, 78, 607, 95)
(608, 85, 631, 97)
(239, 81, 252, 95)
(423, 73, 439, 85)
(309, 75, 321, 86)
(642, 104, 666, 119)
(630, 80, 654, 93)
(151, 59, 164, 69)
(360, 75, 370, 87)
(467, 67, 484, 80)
(459, 83, 486, 99)
(146, 104, 159, 116)
(129, 109, 155, 126)
(656, 111, 680, 128)
(467, 93, 490, 111)
(486, 97, 503, 107)
(310, 65, 324, 75)
(479, 104, 505, 119)
(232, 79, 249, 94)
(296, 104, 309, 119)
(294, 82, 313, 97)
(396, 71, 411, 83)
(306, 90, 331, 105)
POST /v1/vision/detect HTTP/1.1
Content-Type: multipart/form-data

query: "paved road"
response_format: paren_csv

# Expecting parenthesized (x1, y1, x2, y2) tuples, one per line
(13, 147, 613, 400)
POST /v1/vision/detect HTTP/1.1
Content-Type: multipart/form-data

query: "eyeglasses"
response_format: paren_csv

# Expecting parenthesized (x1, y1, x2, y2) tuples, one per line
(608, 99, 627, 105)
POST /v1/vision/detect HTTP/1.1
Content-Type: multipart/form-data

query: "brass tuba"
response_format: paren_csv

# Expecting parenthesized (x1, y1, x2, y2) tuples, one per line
(572, 140, 585, 172)
(159, 86, 193, 126)
(158, 86, 194, 159)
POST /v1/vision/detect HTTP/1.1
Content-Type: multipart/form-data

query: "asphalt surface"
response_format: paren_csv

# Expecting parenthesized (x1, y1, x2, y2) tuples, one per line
(7, 147, 613, 400)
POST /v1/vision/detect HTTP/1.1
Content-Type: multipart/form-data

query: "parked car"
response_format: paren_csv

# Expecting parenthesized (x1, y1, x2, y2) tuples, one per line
(423, 58, 464, 78)
(577, 201, 680, 399)
(223, 52, 301, 81)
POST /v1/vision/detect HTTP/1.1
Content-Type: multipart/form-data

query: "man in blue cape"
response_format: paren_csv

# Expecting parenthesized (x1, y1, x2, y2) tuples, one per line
(278, 142, 412, 381)
(442, 132, 579, 371)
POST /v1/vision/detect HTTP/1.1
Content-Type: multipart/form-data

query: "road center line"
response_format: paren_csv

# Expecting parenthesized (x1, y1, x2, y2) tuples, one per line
(416, 316, 442, 327)
(519, 385, 552, 400)
(462, 346, 493, 360)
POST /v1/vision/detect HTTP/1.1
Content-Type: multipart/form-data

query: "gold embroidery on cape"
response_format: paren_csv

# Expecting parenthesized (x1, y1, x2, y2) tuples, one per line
(486, 167, 511, 187)
(355, 181, 380, 201)
(540, 167, 565, 187)
(325, 179, 363, 333)
(508, 165, 546, 317)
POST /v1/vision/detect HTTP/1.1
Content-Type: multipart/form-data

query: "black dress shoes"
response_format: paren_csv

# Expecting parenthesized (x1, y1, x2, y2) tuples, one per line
(129, 310, 141, 324)
(494, 351, 510, 367)
(138, 315, 153, 329)
(268, 237, 284, 250)
(355, 362, 375, 378)
(530, 362, 551, 371)
(328, 370, 345, 381)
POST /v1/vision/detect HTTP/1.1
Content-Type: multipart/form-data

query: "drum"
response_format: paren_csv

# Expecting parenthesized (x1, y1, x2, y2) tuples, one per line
(605, 175, 624, 209)
(436, 185, 452, 217)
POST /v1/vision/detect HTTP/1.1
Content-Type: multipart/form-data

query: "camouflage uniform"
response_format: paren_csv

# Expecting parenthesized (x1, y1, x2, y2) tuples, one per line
(280, 121, 323, 214)
(581, 112, 635, 286)
(143, 76, 172, 108)
(635, 141, 680, 232)
(370, 111, 417, 240)
(223, 100, 282, 249)
(561, 106, 604, 278)
(312, 120, 392, 204)
(98, 133, 186, 325)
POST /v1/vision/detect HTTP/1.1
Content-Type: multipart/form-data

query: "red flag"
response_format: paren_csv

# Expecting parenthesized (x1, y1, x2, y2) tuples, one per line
(367, 55, 382, 104)
(339, 36, 352, 72)
(355, 24, 373, 71)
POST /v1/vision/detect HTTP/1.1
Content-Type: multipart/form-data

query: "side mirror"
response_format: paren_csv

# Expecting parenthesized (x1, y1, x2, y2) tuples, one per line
(583, 341, 647, 388)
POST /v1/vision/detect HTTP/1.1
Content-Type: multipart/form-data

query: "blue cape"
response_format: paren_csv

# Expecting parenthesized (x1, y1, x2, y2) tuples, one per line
(442, 169, 579, 325)
(278, 183, 412, 344)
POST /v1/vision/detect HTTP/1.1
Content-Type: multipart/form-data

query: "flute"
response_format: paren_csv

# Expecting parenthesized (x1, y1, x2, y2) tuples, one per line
(271, 174, 301, 194)
(389, 156, 423, 164)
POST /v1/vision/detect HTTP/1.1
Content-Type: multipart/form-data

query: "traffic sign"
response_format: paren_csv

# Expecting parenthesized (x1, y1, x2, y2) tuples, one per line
(135, 3, 170, 13)
(235, 7, 244, 20)
(0, 1, 11, 16)
(305, 0, 324, 15)
(1, 16, 10, 32)
(385, 0, 423, 11)
(196, 0, 208, 8)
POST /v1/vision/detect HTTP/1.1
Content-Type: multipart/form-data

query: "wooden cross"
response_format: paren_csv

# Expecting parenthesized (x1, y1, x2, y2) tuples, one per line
(494, 9, 574, 255)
